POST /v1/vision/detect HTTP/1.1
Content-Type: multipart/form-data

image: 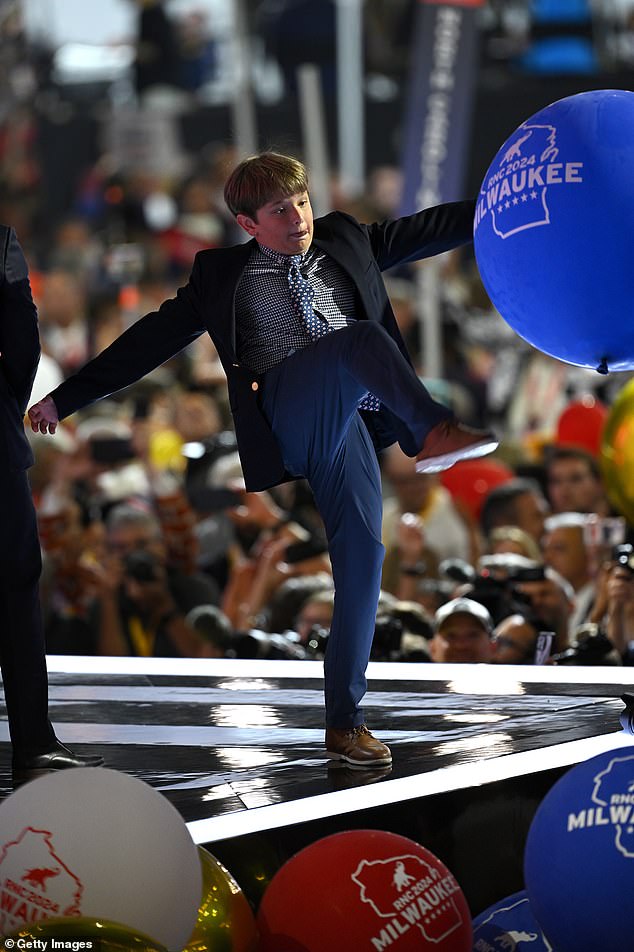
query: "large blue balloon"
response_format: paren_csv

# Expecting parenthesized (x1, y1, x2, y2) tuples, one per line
(524, 744, 634, 951)
(472, 890, 553, 950)
(474, 89, 634, 373)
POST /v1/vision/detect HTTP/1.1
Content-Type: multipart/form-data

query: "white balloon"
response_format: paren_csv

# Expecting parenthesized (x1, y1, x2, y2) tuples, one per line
(0, 768, 201, 948)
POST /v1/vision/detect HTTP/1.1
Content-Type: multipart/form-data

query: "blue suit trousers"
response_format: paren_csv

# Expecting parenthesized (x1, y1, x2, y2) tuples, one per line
(261, 322, 451, 727)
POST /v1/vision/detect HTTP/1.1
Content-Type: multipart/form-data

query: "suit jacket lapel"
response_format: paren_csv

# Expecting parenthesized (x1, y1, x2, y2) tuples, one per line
(312, 220, 361, 282)
(313, 218, 374, 319)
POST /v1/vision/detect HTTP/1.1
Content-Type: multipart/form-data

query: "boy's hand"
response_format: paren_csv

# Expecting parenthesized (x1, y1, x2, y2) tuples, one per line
(28, 394, 59, 435)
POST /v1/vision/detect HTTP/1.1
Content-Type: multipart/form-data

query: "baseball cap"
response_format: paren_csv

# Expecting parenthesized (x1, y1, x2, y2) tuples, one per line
(434, 597, 493, 634)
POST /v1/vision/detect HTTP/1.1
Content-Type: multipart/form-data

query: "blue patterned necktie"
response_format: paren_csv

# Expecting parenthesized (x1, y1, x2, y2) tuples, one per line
(287, 253, 381, 411)
(288, 255, 329, 338)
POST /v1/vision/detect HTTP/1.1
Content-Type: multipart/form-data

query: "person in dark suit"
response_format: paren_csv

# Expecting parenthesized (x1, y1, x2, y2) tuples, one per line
(0, 224, 103, 784)
(29, 152, 497, 766)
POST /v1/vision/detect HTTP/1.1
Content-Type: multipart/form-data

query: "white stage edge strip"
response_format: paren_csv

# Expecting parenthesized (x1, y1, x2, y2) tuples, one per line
(43, 655, 634, 688)
(186, 729, 634, 845)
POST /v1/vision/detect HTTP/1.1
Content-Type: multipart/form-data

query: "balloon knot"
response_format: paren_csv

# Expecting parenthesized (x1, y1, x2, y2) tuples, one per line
(596, 357, 609, 375)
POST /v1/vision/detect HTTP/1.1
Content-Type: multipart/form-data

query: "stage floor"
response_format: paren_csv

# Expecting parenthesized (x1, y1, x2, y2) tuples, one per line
(1, 659, 633, 845)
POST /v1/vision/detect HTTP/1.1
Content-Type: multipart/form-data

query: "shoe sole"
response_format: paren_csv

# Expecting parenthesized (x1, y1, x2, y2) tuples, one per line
(12, 759, 105, 783)
(415, 437, 499, 474)
(326, 750, 393, 767)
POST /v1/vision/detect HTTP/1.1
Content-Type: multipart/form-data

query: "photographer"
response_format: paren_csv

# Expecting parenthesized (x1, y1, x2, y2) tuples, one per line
(459, 553, 574, 656)
(470, 551, 622, 666)
(590, 543, 634, 661)
(381, 443, 477, 594)
(89, 502, 217, 656)
(220, 487, 331, 632)
(293, 588, 335, 645)
(542, 513, 596, 636)
(372, 598, 433, 662)
(510, 572, 574, 656)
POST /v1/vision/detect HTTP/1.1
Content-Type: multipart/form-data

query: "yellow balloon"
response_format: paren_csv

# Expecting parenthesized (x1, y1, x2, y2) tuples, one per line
(184, 846, 259, 952)
(600, 377, 634, 524)
(7, 917, 168, 951)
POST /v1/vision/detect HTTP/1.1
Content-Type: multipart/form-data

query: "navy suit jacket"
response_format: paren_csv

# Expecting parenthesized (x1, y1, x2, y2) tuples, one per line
(0, 226, 39, 471)
(51, 201, 475, 491)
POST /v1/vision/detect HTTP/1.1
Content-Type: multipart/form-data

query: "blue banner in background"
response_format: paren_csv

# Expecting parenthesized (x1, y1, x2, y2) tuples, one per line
(399, 0, 483, 215)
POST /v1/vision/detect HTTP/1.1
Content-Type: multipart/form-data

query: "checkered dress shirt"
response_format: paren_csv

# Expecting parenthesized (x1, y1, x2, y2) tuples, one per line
(235, 243, 380, 411)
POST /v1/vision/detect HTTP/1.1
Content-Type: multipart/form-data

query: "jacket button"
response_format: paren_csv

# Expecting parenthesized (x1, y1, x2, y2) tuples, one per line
(251, 381, 259, 391)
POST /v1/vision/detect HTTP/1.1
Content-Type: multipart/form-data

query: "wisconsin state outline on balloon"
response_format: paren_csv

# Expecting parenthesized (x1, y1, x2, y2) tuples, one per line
(0, 768, 202, 950)
(568, 750, 634, 857)
(351, 851, 464, 944)
(257, 829, 472, 951)
(474, 89, 634, 373)
(0, 827, 82, 931)
(474, 123, 583, 240)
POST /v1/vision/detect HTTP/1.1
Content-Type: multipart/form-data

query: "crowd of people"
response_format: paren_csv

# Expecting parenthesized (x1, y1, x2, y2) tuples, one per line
(25, 371, 634, 670)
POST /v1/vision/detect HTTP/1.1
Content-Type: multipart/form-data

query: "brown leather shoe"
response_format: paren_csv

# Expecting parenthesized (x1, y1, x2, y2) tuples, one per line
(325, 725, 392, 767)
(415, 419, 498, 474)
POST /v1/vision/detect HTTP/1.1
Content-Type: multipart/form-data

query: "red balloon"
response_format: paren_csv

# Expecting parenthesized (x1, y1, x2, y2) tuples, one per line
(440, 459, 514, 521)
(556, 397, 608, 456)
(256, 830, 472, 952)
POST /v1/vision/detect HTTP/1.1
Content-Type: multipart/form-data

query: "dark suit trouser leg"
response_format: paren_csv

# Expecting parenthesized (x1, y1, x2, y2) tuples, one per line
(310, 415, 385, 726)
(0, 469, 55, 757)
(261, 322, 451, 726)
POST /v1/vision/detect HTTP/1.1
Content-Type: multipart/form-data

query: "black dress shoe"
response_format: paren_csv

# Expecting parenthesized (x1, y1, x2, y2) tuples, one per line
(12, 742, 105, 784)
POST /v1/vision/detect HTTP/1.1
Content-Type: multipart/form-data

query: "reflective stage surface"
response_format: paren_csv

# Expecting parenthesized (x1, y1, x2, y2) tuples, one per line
(1, 658, 633, 848)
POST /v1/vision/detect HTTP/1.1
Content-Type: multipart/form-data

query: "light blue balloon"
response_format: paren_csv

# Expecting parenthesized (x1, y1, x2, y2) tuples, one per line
(524, 745, 634, 952)
(474, 89, 634, 373)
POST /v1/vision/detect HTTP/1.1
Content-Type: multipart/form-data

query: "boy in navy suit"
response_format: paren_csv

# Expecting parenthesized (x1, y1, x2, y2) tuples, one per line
(30, 153, 497, 765)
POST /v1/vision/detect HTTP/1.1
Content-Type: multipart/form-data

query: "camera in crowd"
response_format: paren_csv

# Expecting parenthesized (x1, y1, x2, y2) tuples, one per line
(302, 625, 330, 658)
(371, 615, 406, 660)
(550, 622, 623, 666)
(297, 601, 433, 663)
(229, 628, 309, 660)
(123, 549, 162, 583)
(440, 554, 548, 628)
(227, 594, 435, 663)
(370, 602, 434, 661)
(613, 543, 634, 575)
